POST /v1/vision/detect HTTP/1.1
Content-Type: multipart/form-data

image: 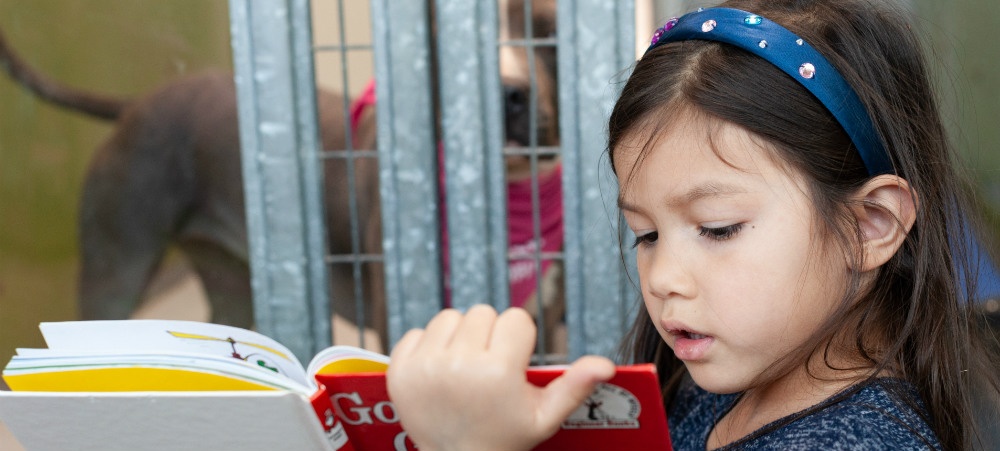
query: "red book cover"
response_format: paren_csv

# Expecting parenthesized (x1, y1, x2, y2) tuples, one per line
(312, 364, 672, 451)
(309, 386, 357, 451)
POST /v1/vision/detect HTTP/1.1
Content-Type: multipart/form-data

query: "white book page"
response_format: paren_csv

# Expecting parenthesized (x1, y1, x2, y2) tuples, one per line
(5, 352, 313, 394)
(38, 320, 311, 389)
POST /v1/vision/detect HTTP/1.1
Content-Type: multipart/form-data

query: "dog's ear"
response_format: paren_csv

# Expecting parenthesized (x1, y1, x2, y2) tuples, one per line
(527, 0, 557, 41)
(505, 0, 526, 39)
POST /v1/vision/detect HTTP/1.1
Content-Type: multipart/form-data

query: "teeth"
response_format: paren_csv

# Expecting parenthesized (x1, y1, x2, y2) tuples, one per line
(688, 333, 708, 340)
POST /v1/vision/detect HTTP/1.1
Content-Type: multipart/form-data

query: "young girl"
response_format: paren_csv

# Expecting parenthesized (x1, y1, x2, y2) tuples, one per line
(386, 0, 1000, 450)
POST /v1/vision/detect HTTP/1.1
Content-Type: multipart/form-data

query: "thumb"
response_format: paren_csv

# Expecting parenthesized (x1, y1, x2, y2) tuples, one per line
(535, 355, 616, 433)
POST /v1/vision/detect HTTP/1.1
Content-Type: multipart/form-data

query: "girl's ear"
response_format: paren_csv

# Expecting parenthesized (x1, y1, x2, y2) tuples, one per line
(850, 175, 918, 272)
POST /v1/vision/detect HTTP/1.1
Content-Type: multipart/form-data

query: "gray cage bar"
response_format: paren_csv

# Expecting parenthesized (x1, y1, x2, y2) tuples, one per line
(434, 0, 511, 311)
(229, 0, 332, 362)
(558, 0, 638, 360)
(370, 0, 442, 346)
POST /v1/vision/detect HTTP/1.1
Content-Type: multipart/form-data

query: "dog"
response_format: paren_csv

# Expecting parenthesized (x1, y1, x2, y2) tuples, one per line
(0, 0, 564, 353)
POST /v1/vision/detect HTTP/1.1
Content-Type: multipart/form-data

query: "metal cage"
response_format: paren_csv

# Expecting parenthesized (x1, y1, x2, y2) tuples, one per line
(228, 0, 639, 363)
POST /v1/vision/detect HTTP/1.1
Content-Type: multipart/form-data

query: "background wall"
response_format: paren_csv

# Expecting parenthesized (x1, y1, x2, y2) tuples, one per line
(0, 0, 232, 382)
(914, 0, 1000, 210)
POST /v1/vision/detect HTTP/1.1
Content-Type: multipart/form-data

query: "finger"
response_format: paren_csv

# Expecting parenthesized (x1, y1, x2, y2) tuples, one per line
(388, 328, 423, 363)
(386, 329, 421, 398)
(536, 355, 616, 432)
(449, 304, 498, 351)
(417, 308, 463, 349)
(386, 328, 423, 392)
(490, 307, 537, 367)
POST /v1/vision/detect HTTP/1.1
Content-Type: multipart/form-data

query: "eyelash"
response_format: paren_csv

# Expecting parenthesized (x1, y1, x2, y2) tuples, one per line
(632, 232, 658, 249)
(631, 223, 744, 248)
(699, 223, 744, 241)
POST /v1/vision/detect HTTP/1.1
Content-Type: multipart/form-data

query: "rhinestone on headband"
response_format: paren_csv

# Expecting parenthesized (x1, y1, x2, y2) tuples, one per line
(649, 17, 679, 47)
(799, 63, 816, 79)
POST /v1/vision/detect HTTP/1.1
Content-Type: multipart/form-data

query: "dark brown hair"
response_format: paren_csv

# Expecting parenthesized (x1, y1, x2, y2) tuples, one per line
(609, 0, 1000, 449)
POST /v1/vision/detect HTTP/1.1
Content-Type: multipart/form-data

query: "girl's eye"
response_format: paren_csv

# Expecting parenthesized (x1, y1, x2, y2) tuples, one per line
(699, 223, 743, 241)
(631, 231, 658, 248)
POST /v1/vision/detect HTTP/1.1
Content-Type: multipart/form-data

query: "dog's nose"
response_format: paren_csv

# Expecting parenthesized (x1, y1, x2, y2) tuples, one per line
(503, 85, 528, 117)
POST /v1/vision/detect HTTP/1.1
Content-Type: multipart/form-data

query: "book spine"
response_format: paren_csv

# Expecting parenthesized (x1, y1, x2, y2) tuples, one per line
(310, 384, 356, 451)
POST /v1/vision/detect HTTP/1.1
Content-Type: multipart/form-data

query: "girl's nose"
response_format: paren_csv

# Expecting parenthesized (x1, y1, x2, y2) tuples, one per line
(644, 242, 697, 301)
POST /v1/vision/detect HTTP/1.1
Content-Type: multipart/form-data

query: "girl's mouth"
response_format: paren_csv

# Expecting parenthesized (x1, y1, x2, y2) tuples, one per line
(664, 327, 714, 361)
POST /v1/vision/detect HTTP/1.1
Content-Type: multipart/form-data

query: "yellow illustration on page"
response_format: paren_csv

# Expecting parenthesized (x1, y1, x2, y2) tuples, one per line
(4, 367, 278, 392)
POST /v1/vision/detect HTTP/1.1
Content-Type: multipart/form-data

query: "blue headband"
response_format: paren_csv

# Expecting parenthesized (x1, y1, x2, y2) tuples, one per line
(644, 7, 894, 176)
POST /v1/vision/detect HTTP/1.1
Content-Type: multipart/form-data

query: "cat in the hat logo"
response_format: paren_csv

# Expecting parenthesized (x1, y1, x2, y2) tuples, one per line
(561, 383, 640, 429)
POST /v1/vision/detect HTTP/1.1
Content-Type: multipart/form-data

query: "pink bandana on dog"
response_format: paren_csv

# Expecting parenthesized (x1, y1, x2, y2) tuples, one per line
(439, 163, 564, 308)
(349, 80, 377, 148)
(502, 167, 563, 307)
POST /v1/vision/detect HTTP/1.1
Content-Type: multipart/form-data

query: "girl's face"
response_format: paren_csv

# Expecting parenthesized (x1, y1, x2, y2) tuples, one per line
(615, 114, 848, 394)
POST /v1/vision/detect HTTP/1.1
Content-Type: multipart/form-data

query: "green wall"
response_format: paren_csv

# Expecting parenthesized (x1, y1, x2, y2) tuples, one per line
(0, 1, 231, 380)
(915, 0, 1000, 217)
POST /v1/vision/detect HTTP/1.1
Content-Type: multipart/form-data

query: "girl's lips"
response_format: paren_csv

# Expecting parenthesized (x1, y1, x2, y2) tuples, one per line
(672, 334, 714, 361)
(661, 320, 714, 361)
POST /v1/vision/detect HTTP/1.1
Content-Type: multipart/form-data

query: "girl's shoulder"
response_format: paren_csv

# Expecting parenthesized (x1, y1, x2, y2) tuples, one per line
(668, 377, 942, 451)
(735, 378, 941, 451)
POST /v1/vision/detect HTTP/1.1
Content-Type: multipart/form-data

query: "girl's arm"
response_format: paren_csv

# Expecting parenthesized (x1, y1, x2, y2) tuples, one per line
(386, 305, 616, 451)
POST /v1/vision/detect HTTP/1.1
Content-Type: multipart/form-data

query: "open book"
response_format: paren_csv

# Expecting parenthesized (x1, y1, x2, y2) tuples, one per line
(1, 320, 672, 451)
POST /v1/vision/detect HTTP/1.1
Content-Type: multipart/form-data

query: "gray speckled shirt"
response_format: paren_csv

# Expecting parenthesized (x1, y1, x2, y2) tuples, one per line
(668, 377, 941, 451)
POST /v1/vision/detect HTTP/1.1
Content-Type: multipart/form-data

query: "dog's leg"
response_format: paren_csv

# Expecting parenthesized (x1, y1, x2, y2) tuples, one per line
(179, 240, 253, 328)
(78, 77, 214, 322)
(352, 109, 387, 349)
(362, 191, 388, 350)
(77, 136, 191, 320)
(317, 91, 391, 348)
(77, 210, 169, 321)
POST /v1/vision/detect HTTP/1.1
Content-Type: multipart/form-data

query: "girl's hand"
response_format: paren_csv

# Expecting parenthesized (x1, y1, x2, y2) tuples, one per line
(386, 305, 616, 451)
